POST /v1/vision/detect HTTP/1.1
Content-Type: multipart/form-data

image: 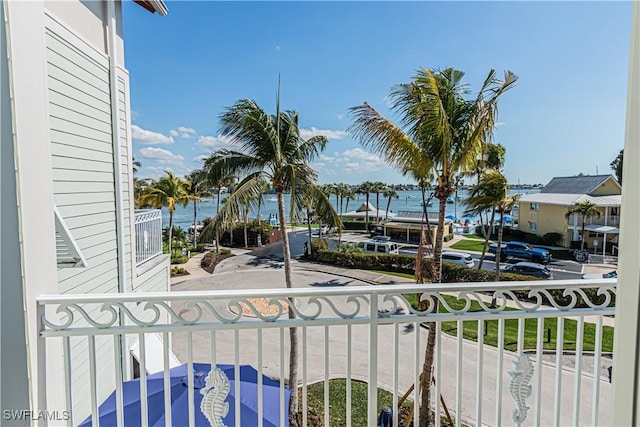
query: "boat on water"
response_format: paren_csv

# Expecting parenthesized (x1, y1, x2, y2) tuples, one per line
(446, 197, 454, 204)
(421, 201, 433, 207)
(268, 197, 277, 202)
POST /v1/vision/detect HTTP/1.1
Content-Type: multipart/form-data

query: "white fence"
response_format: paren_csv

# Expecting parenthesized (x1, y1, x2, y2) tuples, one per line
(588, 254, 619, 265)
(38, 279, 616, 427)
(134, 209, 163, 266)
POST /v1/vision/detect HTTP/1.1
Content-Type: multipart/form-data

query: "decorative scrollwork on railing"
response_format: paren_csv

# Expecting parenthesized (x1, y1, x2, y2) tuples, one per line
(39, 284, 616, 332)
(508, 353, 534, 425)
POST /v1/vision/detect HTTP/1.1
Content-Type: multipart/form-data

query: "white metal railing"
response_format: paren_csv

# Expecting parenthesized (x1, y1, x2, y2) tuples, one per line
(38, 279, 616, 427)
(567, 213, 620, 228)
(588, 254, 619, 265)
(134, 209, 163, 266)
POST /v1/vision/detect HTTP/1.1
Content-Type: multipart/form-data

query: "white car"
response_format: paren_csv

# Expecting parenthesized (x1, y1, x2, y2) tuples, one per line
(441, 251, 475, 268)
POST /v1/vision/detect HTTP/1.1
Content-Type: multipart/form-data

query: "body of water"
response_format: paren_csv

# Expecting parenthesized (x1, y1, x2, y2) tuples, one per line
(160, 189, 540, 231)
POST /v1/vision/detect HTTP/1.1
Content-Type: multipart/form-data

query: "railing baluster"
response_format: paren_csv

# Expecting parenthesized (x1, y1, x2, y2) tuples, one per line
(553, 317, 565, 426)
(235, 330, 241, 427)
(368, 294, 379, 427)
(534, 318, 544, 426)
(303, 326, 308, 427)
(592, 316, 604, 426)
(573, 317, 585, 425)
(324, 325, 329, 427)
(139, 333, 148, 427)
(257, 329, 263, 427)
(392, 322, 399, 427)
(88, 336, 99, 427)
(495, 318, 505, 426)
(279, 328, 285, 427)
(435, 321, 442, 427)
(134, 210, 163, 266)
(346, 324, 352, 427)
(163, 332, 171, 427)
(414, 320, 420, 427)
(187, 332, 194, 427)
(113, 335, 124, 427)
(476, 319, 484, 425)
(456, 320, 463, 427)
(63, 336, 74, 427)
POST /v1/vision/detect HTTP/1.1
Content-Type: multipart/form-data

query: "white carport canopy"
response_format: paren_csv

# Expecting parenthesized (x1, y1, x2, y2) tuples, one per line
(130, 333, 182, 375)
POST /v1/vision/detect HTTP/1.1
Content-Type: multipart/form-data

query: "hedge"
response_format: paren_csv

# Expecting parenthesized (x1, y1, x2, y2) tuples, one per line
(308, 248, 613, 308)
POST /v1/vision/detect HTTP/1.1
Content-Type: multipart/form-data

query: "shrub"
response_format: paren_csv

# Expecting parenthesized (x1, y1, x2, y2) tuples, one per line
(218, 248, 232, 256)
(443, 233, 455, 242)
(542, 232, 563, 246)
(170, 266, 189, 277)
(337, 243, 363, 254)
(340, 221, 368, 231)
(311, 239, 328, 252)
(171, 255, 188, 265)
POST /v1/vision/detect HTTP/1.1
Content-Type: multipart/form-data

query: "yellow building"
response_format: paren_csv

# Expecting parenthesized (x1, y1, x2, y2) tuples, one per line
(518, 175, 621, 253)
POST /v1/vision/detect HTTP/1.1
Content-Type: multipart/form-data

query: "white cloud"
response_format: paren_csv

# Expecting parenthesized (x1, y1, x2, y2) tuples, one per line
(299, 127, 348, 140)
(312, 147, 388, 175)
(138, 147, 184, 164)
(193, 154, 210, 162)
(132, 125, 174, 145)
(495, 122, 507, 127)
(337, 114, 344, 120)
(197, 134, 238, 151)
(170, 126, 197, 138)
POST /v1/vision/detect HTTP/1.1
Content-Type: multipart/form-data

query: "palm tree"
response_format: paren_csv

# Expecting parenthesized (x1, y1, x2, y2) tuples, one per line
(383, 188, 399, 220)
(465, 170, 518, 281)
(343, 186, 356, 214)
(185, 169, 210, 247)
(349, 67, 517, 427)
(566, 201, 601, 250)
(132, 157, 141, 174)
(372, 181, 388, 214)
(199, 94, 340, 426)
(202, 153, 236, 250)
(356, 181, 375, 230)
(139, 171, 193, 257)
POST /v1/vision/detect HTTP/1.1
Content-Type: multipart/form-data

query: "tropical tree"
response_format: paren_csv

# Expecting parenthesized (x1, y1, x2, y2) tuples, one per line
(185, 169, 209, 247)
(566, 201, 601, 250)
(343, 186, 356, 213)
(202, 153, 237, 250)
(356, 181, 375, 229)
(465, 170, 518, 281)
(349, 67, 517, 426)
(132, 157, 141, 174)
(371, 181, 388, 212)
(139, 171, 193, 256)
(199, 95, 340, 426)
(611, 149, 623, 185)
(383, 188, 399, 220)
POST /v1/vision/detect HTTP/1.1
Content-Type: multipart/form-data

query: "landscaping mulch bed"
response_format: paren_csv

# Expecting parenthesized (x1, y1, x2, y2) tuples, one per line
(200, 252, 234, 274)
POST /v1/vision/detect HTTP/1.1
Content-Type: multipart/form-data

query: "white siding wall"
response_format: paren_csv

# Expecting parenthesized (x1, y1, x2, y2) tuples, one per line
(46, 14, 120, 421)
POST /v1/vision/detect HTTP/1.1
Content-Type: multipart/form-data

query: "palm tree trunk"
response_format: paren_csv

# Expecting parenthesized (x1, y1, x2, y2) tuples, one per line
(277, 191, 299, 427)
(216, 187, 221, 252)
(345, 198, 350, 213)
(243, 206, 248, 248)
(306, 207, 313, 255)
(478, 209, 496, 270)
(385, 197, 392, 221)
(418, 193, 448, 427)
(168, 211, 174, 258)
(376, 192, 380, 212)
(495, 212, 504, 282)
(192, 201, 198, 248)
(339, 195, 344, 215)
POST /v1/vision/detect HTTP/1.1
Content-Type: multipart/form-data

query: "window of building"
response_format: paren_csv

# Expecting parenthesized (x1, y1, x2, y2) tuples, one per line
(611, 207, 619, 216)
(531, 202, 539, 211)
(529, 222, 537, 231)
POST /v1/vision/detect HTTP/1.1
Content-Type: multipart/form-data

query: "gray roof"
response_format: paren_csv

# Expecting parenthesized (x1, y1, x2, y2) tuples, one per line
(540, 175, 619, 195)
(391, 210, 440, 223)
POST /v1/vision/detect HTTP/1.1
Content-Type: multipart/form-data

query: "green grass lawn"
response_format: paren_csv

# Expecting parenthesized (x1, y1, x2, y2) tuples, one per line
(461, 234, 486, 240)
(449, 239, 488, 252)
(400, 293, 614, 353)
(302, 380, 412, 426)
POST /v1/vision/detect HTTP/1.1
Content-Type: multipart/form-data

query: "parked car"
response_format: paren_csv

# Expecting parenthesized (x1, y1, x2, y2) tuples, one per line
(489, 241, 552, 264)
(441, 251, 475, 268)
(500, 261, 553, 279)
(582, 270, 617, 280)
(357, 240, 399, 255)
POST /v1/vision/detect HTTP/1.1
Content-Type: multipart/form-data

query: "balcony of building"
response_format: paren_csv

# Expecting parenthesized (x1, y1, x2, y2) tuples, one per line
(38, 279, 615, 426)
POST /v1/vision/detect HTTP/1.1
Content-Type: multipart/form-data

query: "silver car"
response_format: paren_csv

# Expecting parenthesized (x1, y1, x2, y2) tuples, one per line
(441, 251, 475, 268)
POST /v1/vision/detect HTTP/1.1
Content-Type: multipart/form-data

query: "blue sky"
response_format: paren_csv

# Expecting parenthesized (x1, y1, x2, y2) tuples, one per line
(124, 1, 632, 185)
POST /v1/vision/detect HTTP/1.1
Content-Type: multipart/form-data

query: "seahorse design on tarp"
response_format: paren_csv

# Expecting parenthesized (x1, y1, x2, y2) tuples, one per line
(200, 368, 230, 427)
(508, 353, 534, 425)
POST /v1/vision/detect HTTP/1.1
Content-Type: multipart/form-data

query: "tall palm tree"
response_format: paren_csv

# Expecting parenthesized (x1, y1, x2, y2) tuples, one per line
(343, 186, 356, 214)
(199, 95, 340, 426)
(349, 67, 517, 427)
(139, 171, 193, 257)
(383, 188, 399, 220)
(356, 181, 375, 230)
(185, 169, 209, 247)
(566, 201, 601, 250)
(202, 153, 236, 250)
(465, 170, 518, 280)
(372, 181, 388, 213)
